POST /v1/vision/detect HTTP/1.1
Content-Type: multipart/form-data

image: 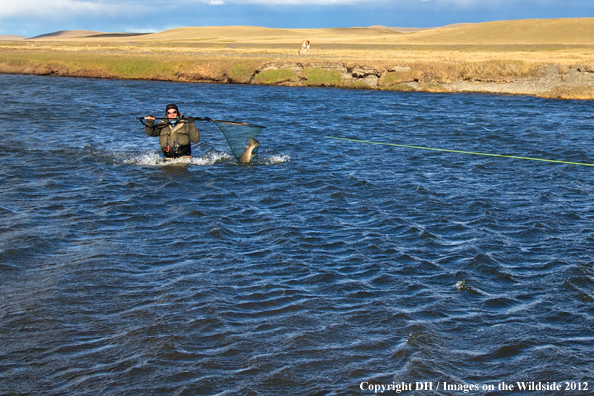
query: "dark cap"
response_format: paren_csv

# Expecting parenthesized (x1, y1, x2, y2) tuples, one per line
(165, 103, 179, 112)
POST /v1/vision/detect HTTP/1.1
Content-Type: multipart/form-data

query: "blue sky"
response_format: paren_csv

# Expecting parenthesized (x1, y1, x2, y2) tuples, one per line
(1, 0, 593, 38)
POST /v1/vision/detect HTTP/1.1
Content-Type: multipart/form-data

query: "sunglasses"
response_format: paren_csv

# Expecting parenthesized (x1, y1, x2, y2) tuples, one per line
(167, 110, 178, 114)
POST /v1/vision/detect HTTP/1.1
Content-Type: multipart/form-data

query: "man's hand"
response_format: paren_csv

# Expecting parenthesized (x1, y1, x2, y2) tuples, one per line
(145, 115, 155, 120)
(187, 116, 195, 123)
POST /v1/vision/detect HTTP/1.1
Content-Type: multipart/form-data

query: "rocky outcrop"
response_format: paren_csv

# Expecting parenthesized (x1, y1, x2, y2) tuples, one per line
(247, 61, 404, 89)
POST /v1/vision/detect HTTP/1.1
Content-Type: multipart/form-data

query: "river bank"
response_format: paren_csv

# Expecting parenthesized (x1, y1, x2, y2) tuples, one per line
(2, 20, 594, 99)
(2, 50, 594, 99)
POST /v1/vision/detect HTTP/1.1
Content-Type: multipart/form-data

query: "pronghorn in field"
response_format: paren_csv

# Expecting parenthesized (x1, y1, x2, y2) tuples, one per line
(298, 40, 310, 55)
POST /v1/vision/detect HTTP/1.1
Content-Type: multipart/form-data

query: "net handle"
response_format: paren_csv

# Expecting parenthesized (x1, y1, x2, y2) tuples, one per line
(211, 119, 266, 129)
(135, 117, 266, 129)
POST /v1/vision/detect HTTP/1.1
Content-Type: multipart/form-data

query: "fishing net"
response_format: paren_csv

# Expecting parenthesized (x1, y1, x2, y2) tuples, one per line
(213, 120, 265, 159)
(136, 116, 266, 159)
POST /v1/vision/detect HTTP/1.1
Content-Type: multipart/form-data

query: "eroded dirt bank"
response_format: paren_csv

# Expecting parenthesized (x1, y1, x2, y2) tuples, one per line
(2, 54, 594, 99)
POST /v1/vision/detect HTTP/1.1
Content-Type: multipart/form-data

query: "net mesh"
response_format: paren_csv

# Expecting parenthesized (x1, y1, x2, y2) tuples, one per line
(213, 120, 265, 159)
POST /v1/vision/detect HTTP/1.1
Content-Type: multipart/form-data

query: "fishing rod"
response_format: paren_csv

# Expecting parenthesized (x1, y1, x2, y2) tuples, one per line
(134, 116, 266, 128)
(135, 116, 211, 121)
(135, 116, 208, 126)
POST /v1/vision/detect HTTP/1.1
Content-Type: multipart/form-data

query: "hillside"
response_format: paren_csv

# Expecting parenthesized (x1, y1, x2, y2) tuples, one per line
(395, 18, 594, 45)
(23, 18, 594, 46)
(0, 35, 26, 40)
(30, 30, 103, 40)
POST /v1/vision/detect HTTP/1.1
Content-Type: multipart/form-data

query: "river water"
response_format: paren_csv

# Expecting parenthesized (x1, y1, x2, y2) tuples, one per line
(1, 74, 593, 395)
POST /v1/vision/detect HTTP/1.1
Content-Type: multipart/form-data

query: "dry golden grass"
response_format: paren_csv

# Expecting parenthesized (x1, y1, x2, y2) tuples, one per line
(2, 19, 592, 63)
(33, 19, 593, 46)
(16, 18, 594, 46)
(397, 18, 594, 45)
(2, 19, 594, 98)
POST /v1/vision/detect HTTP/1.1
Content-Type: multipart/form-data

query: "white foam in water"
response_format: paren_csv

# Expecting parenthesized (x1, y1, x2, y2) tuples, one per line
(118, 150, 236, 166)
(122, 152, 170, 166)
(261, 154, 291, 165)
(191, 151, 236, 165)
(117, 150, 289, 166)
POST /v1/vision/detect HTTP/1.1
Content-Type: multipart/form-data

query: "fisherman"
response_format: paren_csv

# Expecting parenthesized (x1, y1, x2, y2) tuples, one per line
(144, 104, 200, 160)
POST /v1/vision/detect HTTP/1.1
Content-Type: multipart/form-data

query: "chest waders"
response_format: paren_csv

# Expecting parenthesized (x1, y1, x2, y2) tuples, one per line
(164, 123, 191, 159)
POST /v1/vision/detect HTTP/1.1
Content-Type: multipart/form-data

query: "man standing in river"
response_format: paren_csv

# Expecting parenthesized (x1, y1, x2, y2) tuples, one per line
(144, 104, 200, 160)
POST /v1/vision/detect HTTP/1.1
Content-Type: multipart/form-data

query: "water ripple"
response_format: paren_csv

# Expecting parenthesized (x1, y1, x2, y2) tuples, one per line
(0, 75, 593, 395)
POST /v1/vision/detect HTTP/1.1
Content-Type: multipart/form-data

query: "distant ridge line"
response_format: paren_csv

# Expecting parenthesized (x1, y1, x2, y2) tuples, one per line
(29, 30, 103, 40)
(89, 33, 151, 38)
(368, 23, 469, 33)
(0, 35, 27, 40)
(17, 19, 594, 45)
(27, 24, 468, 40)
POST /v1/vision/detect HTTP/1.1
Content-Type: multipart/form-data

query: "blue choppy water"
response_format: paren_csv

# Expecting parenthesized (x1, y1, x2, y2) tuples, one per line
(0, 74, 593, 395)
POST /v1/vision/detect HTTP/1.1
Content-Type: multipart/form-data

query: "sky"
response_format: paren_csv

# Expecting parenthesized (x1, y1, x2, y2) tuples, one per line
(1, 0, 593, 38)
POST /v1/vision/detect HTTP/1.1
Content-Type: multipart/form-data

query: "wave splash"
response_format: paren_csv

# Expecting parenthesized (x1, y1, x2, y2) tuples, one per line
(118, 150, 289, 166)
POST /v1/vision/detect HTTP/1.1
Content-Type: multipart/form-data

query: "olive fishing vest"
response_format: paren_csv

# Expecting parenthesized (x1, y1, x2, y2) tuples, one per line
(144, 117, 200, 158)
(160, 122, 191, 158)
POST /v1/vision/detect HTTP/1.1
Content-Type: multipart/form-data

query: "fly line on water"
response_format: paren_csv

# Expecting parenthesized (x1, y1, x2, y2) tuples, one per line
(325, 136, 594, 167)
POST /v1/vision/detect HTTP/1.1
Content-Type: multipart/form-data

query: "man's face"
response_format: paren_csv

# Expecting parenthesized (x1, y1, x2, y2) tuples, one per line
(167, 109, 178, 119)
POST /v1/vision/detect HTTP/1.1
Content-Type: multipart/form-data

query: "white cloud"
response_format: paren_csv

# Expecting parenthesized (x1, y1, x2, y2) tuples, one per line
(431, 0, 505, 7)
(1, 0, 588, 22)
(199, 0, 453, 3)
(0, 0, 392, 19)
(0, 0, 134, 19)
(212, 0, 387, 3)
(124, 27, 159, 33)
(203, 0, 559, 5)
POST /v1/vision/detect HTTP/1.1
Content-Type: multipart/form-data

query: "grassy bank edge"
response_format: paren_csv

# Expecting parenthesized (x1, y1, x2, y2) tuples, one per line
(1, 51, 594, 100)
